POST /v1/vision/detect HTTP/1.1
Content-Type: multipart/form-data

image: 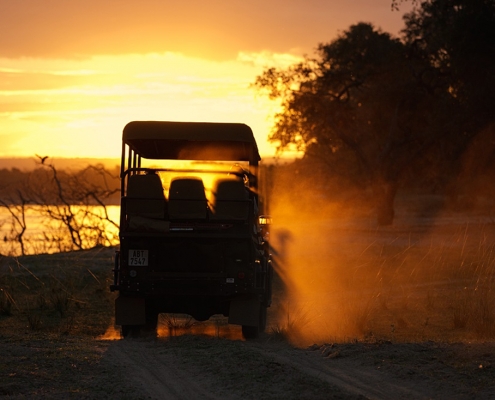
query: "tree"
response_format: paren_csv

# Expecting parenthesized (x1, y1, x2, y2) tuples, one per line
(0, 190, 29, 255)
(255, 23, 436, 225)
(255, 1, 495, 224)
(402, 0, 495, 201)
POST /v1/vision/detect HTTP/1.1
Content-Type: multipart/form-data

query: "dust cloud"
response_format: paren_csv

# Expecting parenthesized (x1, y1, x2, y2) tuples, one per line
(99, 316, 245, 341)
(156, 315, 244, 341)
(267, 174, 495, 346)
(99, 323, 122, 340)
(269, 189, 376, 346)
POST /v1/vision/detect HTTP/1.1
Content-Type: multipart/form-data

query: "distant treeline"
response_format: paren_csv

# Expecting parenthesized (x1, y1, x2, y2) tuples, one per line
(0, 157, 120, 172)
(3, 155, 494, 211)
(0, 163, 121, 206)
(257, 147, 495, 229)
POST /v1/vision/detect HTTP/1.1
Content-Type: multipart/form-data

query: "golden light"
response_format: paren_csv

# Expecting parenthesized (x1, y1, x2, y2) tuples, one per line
(0, 51, 300, 159)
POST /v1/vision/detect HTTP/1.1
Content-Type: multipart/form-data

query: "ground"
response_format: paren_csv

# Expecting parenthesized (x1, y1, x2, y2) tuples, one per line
(1, 329, 495, 399)
(1, 205, 495, 399)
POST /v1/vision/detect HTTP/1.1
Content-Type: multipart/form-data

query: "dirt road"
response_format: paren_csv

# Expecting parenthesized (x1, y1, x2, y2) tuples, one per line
(2, 329, 495, 399)
(100, 334, 495, 400)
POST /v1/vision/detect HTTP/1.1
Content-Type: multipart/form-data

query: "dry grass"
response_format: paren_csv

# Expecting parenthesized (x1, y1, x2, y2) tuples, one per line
(2, 209, 495, 347)
(269, 307, 302, 342)
(269, 204, 495, 345)
(0, 247, 115, 338)
(0, 289, 14, 316)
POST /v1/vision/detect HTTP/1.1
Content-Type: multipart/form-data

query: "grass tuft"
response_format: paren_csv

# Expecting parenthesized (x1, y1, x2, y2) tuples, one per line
(471, 289, 495, 338)
(0, 289, 14, 316)
(50, 288, 71, 317)
(27, 311, 43, 331)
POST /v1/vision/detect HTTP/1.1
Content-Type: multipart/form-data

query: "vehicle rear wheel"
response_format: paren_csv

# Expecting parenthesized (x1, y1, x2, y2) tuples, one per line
(259, 304, 267, 333)
(121, 311, 158, 339)
(142, 311, 158, 337)
(241, 325, 259, 339)
(241, 303, 267, 339)
(121, 325, 141, 338)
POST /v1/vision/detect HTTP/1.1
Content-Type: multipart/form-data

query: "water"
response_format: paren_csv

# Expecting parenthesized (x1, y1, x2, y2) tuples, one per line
(0, 205, 120, 256)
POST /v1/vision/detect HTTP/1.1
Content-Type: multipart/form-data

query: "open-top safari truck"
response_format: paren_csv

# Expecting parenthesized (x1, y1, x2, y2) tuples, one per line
(110, 121, 272, 338)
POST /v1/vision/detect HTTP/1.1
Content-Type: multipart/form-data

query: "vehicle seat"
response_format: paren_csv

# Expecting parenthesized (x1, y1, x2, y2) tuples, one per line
(210, 179, 249, 220)
(126, 173, 166, 219)
(168, 177, 208, 220)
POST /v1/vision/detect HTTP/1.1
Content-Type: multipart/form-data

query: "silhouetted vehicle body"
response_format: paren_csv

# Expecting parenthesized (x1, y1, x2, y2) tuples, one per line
(111, 121, 271, 339)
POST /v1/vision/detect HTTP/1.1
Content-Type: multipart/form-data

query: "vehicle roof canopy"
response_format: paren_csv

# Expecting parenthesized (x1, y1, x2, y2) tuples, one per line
(123, 121, 260, 163)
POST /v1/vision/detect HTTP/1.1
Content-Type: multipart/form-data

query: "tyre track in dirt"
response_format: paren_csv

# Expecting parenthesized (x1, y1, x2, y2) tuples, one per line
(103, 336, 371, 400)
(103, 336, 436, 400)
(248, 344, 429, 400)
(100, 331, 495, 400)
(105, 340, 221, 400)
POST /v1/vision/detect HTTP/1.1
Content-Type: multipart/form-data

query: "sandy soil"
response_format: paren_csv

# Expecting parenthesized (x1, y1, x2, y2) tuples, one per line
(2, 331, 495, 399)
(98, 335, 492, 400)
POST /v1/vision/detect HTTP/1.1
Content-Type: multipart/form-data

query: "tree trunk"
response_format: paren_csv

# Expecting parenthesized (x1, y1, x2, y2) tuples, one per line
(374, 180, 398, 226)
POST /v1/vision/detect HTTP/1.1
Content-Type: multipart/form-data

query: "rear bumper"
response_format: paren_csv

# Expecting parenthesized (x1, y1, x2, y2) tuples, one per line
(115, 292, 261, 324)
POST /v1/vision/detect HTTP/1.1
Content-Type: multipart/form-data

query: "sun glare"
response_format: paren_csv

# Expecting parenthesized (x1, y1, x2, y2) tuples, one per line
(0, 52, 299, 159)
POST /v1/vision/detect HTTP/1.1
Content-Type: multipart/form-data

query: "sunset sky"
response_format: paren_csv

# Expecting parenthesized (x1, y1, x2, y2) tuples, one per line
(1, 0, 412, 159)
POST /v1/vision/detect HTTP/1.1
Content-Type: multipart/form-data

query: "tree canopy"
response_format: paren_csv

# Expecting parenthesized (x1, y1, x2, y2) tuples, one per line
(254, 0, 495, 225)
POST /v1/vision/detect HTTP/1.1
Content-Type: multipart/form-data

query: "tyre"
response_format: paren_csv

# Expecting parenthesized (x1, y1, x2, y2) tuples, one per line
(142, 311, 158, 338)
(121, 325, 141, 338)
(259, 304, 267, 333)
(241, 303, 267, 339)
(265, 260, 273, 307)
(121, 310, 158, 339)
(241, 325, 259, 339)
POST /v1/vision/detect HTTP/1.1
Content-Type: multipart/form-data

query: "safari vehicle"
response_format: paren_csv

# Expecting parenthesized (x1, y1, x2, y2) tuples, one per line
(110, 121, 272, 339)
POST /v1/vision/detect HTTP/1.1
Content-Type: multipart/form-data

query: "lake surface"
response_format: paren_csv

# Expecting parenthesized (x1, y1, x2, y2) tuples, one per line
(0, 205, 120, 256)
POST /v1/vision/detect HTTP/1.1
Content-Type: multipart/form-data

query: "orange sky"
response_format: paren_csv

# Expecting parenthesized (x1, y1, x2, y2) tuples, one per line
(0, 0, 412, 159)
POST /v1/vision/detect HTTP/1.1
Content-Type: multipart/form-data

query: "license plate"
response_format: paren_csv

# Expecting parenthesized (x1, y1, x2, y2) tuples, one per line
(128, 249, 148, 266)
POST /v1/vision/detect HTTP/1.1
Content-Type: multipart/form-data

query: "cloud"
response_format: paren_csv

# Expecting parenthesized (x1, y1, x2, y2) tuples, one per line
(0, 51, 281, 158)
(0, 0, 413, 159)
(0, 131, 32, 156)
(237, 51, 303, 69)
